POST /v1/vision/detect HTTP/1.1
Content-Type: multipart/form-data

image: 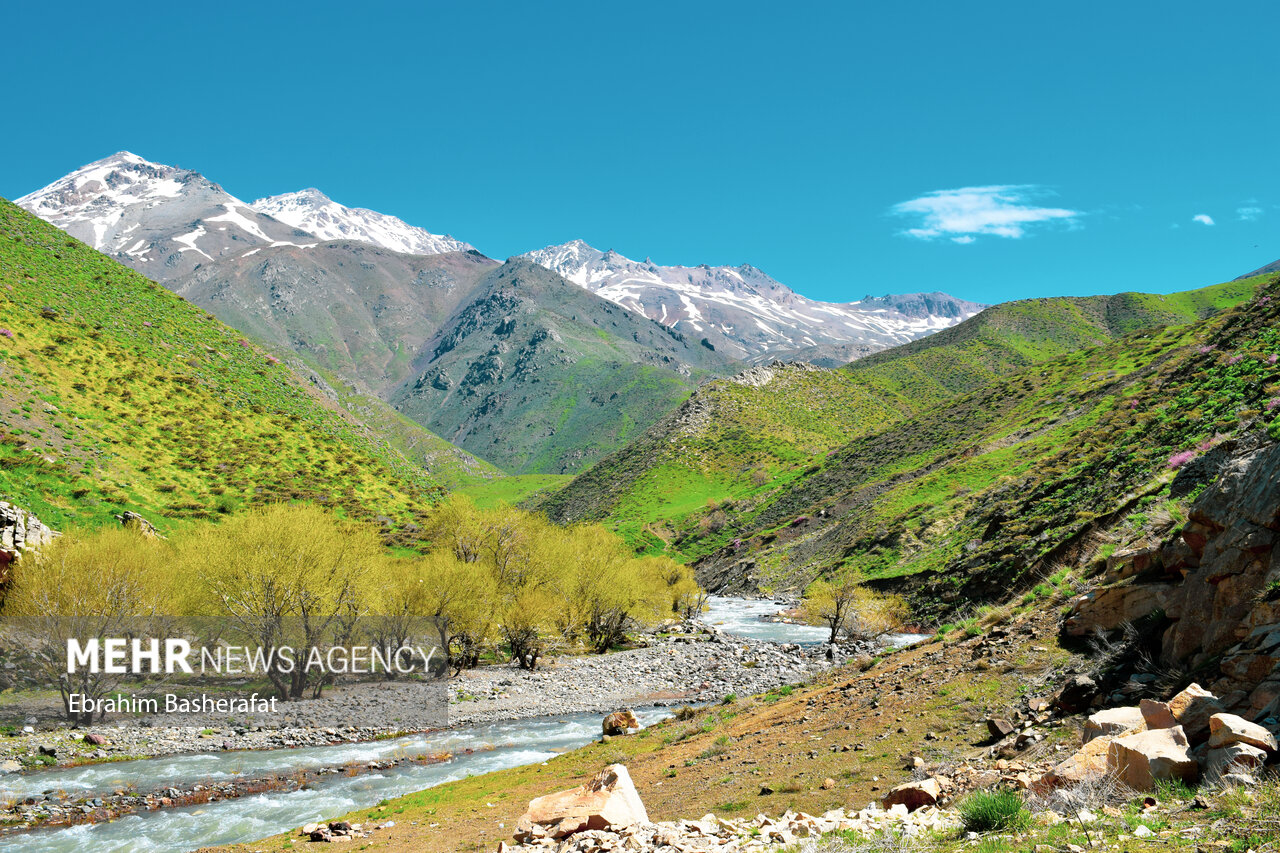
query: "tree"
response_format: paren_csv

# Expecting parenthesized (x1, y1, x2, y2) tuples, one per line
(178, 503, 381, 700)
(803, 569, 907, 644)
(3, 527, 171, 724)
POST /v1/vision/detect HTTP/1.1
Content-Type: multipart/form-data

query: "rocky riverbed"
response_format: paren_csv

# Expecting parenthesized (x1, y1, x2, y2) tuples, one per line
(0, 619, 856, 772)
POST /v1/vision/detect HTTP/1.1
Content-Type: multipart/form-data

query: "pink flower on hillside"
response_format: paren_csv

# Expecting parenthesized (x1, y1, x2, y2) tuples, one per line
(1197, 345, 1217, 355)
(1268, 354, 1279, 366)
(1267, 399, 1280, 412)
(1227, 355, 1244, 364)
(265, 355, 281, 365)
(142, 321, 153, 327)
(1167, 450, 1197, 469)
(0, 329, 12, 339)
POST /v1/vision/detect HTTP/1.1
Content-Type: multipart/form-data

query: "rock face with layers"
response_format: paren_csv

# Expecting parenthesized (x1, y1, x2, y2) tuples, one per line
(1084, 706, 1146, 743)
(515, 764, 649, 841)
(0, 502, 55, 584)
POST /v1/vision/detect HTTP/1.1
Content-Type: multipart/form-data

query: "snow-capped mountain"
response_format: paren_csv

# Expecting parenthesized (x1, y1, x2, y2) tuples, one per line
(251, 188, 473, 256)
(521, 240, 985, 365)
(16, 152, 317, 278)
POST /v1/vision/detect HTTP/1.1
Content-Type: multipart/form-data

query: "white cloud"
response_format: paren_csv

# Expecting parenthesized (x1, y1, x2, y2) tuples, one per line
(1237, 206, 1264, 221)
(890, 185, 1080, 243)
(1193, 214, 1215, 226)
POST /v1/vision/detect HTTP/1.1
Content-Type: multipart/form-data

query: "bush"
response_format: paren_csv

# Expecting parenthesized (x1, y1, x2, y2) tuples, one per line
(957, 789, 1031, 833)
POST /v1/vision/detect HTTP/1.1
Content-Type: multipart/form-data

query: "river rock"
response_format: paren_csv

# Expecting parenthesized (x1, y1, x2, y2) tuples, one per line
(602, 710, 639, 736)
(515, 764, 649, 840)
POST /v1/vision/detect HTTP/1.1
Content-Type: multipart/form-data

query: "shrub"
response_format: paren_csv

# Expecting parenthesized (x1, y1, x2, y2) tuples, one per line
(957, 789, 1031, 832)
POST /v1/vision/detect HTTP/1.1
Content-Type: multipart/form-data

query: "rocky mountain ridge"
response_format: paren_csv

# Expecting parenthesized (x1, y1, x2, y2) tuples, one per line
(522, 239, 985, 366)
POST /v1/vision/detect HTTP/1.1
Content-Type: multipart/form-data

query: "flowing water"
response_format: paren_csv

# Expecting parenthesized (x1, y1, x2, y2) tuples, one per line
(0, 597, 911, 852)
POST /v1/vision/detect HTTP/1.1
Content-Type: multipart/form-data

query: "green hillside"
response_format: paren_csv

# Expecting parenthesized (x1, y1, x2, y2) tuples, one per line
(0, 199, 443, 538)
(541, 279, 1258, 555)
(682, 275, 1280, 609)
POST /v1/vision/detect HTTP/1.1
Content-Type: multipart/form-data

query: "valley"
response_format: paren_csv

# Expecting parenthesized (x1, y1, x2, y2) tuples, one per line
(2, 152, 1280, 853)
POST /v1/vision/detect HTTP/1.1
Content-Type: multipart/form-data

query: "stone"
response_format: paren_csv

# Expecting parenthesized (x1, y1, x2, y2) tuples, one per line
(0, 760, 20, 774)
(1207, 713, 1278, 752)
(1138, 699, 1177, 730)
(1034, 735, 1114, 793)
(602, 710, 640, 737)
(1084, 706, 1146, 742)
(881, 778, 940, 811)
(515, 764, 649, 841)
(84, 733, 108, 746)
(1055, 675, 1098, 713)
(1133, 824, 1154, 838)
(1205, 743, 1268, 778)
(821, 778, 836, 790)
(986, 718, 1016, 739)
(1107, 726, 1198, 791)
(1164, 684, 1225, 742)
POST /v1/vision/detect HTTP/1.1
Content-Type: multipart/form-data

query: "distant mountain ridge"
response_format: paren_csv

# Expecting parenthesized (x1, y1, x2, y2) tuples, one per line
(521, 240, 985, 366)
(251, 188, 473, 256)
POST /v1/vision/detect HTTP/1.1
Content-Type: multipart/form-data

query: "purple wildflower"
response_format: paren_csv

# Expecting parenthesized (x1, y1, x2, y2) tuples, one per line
(142, 321, 153, 328)
(1268, 354, 1278, 366)
(0, 329, 11, 339)
(1197, 345, 1217, 355)
(1167, 450, 1197, 469)
(1227, 354, 1244, 364)
(1268, 399, 1280, 412)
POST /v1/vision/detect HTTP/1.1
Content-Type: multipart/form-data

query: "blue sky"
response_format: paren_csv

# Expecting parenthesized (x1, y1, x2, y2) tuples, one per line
(3, 1, 1277, 305)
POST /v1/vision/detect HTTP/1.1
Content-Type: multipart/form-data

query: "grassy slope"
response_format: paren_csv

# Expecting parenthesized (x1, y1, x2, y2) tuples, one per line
(686, 275, 1280, 605)
(540, 280, 1258, 557)
(0, 199, 442, 537)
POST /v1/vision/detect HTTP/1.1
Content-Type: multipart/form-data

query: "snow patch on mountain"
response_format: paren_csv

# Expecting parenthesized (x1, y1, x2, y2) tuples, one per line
(251, 188, 474, 256)
(522, 240, 985, 364)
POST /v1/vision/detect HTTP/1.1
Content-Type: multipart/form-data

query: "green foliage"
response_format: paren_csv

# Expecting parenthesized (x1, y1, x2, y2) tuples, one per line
(957, 789, 1032, 832)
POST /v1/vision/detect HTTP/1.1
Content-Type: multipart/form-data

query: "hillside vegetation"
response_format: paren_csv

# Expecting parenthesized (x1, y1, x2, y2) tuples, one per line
(0, 199, 442, 538)
(686, 275, 1280, 609)
(540, 280, 1259, 558)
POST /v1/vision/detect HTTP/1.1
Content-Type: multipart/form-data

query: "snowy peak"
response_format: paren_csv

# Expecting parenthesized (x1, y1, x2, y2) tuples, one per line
(16, 152, 315, 277)
(251, 189, 474, 256)
(522, 240, 985, 365)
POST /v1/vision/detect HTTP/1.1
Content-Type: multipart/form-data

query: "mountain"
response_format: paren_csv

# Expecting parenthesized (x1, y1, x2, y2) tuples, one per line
(539, 277, 1262, 560)
(0, 199, 444, 541)
(521, 240, 984, 366)
(391, 259, 741, 474)
(250, 188, 474, 256)
(15, 152, 317, 279)
(170, 242, 499, 396)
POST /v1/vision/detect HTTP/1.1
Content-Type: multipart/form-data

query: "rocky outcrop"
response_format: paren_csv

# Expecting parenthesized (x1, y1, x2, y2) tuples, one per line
(1083, 706, 1145, 742)
(0, 502, 55, 583)
(1064, 436, 1280, 721)
(515, 764, 648, 842)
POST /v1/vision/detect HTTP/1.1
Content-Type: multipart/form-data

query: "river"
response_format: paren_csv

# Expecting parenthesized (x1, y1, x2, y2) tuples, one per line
(0, 596, 902, 852)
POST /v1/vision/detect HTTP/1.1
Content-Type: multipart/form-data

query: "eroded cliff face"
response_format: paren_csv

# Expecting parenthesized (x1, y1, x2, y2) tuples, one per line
(1066, 434, 1280, 719)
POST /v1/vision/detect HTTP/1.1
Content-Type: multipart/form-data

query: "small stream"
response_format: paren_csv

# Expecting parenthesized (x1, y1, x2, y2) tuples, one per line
(0, 596, 906, 852)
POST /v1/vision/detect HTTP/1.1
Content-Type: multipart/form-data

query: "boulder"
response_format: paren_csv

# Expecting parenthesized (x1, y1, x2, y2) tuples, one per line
(1107, 726, 1198, 791)
(1084, 707, 1146, 743)
(1034, 734, 1114, 793)
(1165, 684, 1225, 742)
(602, 709, 640, 737)
(986, 718, 1016, 739)
(1138, 699, 1177, 730)
(881, 778, 940, 811)
(84, 733, 108, 746)
(1055, 675, 1098, 713)
(1207, 713, 1278, 752)
(515, 764, 648, 841)
(1205, 743, 1268, 779)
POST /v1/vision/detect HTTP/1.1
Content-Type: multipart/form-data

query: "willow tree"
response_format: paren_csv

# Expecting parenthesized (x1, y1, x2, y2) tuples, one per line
(803, 568, 908, 644)
(178, 503, 382, 699)
(3, 526, 171, 724)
